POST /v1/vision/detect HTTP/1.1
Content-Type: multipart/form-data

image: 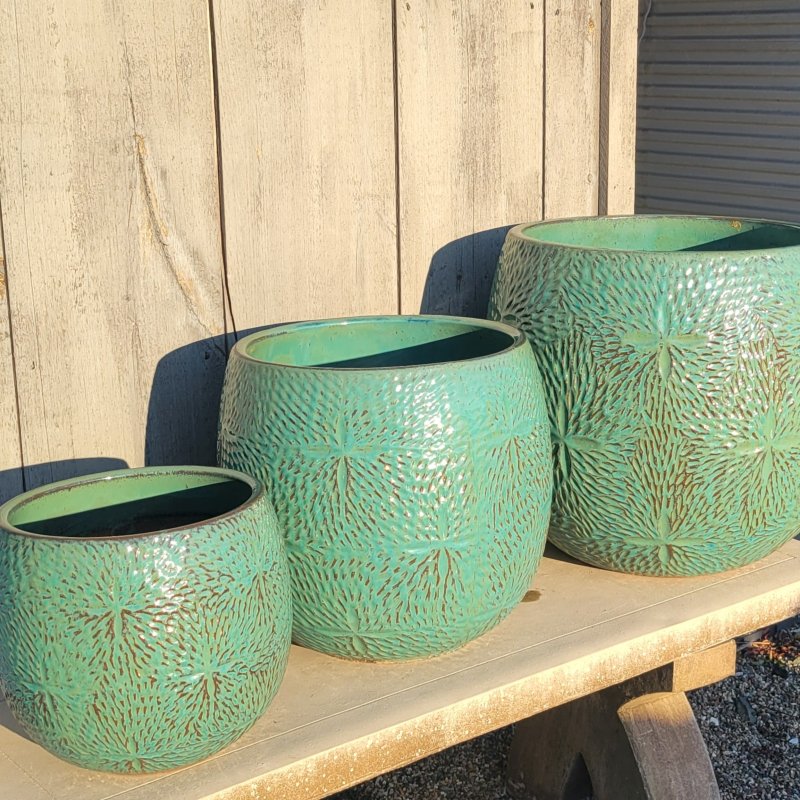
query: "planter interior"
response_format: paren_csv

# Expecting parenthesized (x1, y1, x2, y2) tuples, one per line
(5, 471, 253, 538)
(244, 317, 518, 369)
(523, 216, 800, 253)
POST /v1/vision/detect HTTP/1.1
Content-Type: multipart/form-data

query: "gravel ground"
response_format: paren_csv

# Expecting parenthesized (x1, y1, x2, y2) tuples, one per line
(692, 622, 800, 800)
(334, 622, 800, 800)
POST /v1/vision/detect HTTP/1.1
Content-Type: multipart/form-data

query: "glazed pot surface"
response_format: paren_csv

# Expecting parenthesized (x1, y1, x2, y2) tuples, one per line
(218, 315, 553, 660)
(0, 466, 292, 773)
(489, 215, 800, 576)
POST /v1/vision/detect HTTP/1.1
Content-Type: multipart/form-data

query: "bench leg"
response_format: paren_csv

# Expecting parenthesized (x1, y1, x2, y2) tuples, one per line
(506, 641, 735, 800)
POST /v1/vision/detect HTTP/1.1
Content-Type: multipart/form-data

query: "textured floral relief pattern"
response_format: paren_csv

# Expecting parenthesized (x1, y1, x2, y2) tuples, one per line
(569, 254, 753, 420)
(535, 329, 640, 565)
(534, 330, 638, 496)
(489, 233, 800, 576)
(615, 425, 740, 576)
(218, 341, 552, 661)
(757, 255, 800, 347)
(488, 243, 574, 344)
(688, 336, 800, 542)
(0, 496, 292, 773)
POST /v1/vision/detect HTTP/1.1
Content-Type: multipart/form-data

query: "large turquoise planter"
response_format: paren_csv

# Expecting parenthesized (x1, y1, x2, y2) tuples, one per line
(0, 466, 292, 773)
(489, 215, 800, 576)
(218, 315, 552, 660)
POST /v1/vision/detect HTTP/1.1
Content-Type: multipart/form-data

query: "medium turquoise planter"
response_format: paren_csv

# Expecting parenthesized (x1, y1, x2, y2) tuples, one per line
(218, 315, 552, 660)
(489, 215, 800, 576)
(0, 466, 292, 773)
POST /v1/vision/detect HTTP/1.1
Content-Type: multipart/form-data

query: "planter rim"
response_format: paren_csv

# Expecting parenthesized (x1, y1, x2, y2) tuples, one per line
(231, 314, 528, 372)
(510, 214, 800, 255)
(0, 465, 263, 543)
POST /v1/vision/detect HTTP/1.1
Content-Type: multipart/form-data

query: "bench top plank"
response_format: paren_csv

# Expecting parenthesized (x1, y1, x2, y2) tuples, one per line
(3, 540, 800, 800)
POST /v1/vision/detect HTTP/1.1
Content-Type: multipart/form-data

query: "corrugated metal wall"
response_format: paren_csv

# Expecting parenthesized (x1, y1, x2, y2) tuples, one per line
(636, 0, 800, 222)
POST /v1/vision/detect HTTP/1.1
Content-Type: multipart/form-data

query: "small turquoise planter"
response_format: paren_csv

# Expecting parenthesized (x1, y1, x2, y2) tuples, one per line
(489, 215, 800, 576)
(218, 315, 552, 660)
(0, 466, 292, 773)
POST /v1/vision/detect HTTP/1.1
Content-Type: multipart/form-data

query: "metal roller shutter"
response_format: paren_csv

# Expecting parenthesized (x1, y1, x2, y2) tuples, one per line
(636, 0, 800, 222)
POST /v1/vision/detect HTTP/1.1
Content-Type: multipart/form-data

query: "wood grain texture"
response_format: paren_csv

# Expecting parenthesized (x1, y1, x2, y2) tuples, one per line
(0, 0, 225, 487)
(0, 2, 637, 480)
(212, 0, 398, 329)
(397, 0, 544, 316)
(543, 0, 602, 219)
(0, 239, 22, 504)
(671, 640, 736, 693)
(599, 0, 638, 215)
(620, 693, 721, 800)
(507, 647, 730, 800)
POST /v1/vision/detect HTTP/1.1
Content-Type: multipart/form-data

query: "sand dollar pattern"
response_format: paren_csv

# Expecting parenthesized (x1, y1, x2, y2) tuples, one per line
(489, 219, 800, 576)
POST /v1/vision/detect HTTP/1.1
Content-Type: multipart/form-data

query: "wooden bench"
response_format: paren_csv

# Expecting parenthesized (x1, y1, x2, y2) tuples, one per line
(3, 539, 799, 800)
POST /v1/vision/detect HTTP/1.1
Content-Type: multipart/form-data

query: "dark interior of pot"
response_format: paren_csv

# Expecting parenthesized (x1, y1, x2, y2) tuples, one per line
(6, 471, 253, 538)
(523, 216, 800, 253)
(246, 317, 517, 368)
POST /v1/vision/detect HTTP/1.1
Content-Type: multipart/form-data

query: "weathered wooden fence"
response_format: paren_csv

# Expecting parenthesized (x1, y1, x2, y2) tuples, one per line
(0, 0, 637, 503)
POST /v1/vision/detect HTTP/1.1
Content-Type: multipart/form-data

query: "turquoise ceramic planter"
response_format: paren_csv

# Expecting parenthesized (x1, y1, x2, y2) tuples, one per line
(489, 215, 800, 576)
(218, 315, 552, 660)
(0, 466, 292, 773)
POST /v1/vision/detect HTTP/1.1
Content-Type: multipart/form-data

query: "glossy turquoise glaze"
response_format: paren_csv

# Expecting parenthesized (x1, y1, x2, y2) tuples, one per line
(0, 466, 292, 773)
(218, 315, 552, 660)
(489, 215, 800, 576)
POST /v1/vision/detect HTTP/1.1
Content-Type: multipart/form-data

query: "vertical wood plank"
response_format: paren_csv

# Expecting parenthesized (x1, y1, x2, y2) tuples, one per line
(599, 0, 638, 215)
(0, 0, 225, 487)
(212, 0, 398, 329)
(543, 0, 602, 219)
(0, 239, 23, 503)
(397, 1, 544, 316)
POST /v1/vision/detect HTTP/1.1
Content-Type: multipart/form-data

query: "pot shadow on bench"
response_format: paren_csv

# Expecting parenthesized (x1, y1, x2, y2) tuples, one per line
(0, 690, 29, 741)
